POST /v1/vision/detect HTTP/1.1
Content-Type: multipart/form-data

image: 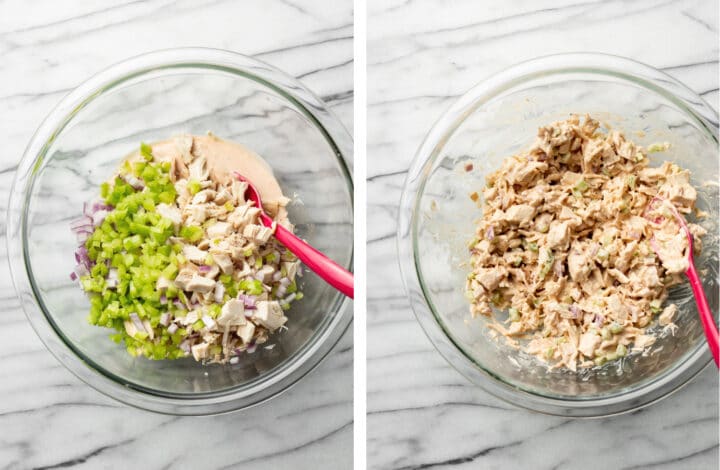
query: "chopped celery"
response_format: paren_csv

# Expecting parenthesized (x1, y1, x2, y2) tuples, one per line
(180, 225, 203, 242)
(140, 142, 154, 161)
(239, 279, 263, 295)
(188, 179, 202, 195)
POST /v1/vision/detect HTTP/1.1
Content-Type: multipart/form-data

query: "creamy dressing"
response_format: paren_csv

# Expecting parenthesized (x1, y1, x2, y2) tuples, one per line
(132, 134, 288, 221)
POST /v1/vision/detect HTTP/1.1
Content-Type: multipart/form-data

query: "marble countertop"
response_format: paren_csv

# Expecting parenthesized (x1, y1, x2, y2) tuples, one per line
(0, 1, 352, 469)
(368, 1, 718, 469)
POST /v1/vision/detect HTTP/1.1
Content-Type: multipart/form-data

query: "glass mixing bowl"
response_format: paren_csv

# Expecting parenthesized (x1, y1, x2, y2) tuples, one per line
(7, 48, 353, 415)
(398, 53, 718, 417)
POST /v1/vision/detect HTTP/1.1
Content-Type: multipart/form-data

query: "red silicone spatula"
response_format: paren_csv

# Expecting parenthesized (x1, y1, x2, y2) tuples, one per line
(234, 172, 354, 299)
(644, 196, 718, 367)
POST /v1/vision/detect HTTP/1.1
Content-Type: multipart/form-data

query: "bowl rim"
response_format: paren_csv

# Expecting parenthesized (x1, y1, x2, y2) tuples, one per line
(398, 52, 718, 417)
(7, 47, 354, 415)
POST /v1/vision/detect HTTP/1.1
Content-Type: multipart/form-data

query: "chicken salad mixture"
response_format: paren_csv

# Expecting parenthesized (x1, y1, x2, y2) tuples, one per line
(466, 115, 706, 370)
(71, 134, 302, 364)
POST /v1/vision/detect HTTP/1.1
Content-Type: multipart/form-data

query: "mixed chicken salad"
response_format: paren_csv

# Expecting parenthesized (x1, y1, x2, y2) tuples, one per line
(466, 115, 706, 370)
(71, 134, 302, 364)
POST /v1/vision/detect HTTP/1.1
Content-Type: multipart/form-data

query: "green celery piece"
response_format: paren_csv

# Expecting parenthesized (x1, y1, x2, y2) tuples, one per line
(140, 142, 154, 161)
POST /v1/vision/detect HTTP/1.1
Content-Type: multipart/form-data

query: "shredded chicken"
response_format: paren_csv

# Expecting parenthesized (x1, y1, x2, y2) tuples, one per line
(139, 134, 300, 364)
(466, 115, 705, 370)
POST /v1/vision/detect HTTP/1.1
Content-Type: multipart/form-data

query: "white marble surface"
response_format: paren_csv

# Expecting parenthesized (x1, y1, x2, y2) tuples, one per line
(368, 1, 718, 469)
(0, 1, 352, 469)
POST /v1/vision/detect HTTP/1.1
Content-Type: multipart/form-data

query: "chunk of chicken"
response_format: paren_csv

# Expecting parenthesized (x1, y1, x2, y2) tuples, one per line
(185, 274, 216, 294)
(183, 245, 208, 265)
(191, 343, 209, 361)
(253, 301, 287, 331)
(207, 221, 232, 238)
(217, 299, 247, 327)
(156, 203, 182, 227)
(578, 331, 601, 358)
(503, 204, 536, 226)
(236, 322, 256, 344)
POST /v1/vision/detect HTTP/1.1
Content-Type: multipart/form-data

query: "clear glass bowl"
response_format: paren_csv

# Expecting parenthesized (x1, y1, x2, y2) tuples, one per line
(398, 53, 718, 417)
(7, 48, 353, 415)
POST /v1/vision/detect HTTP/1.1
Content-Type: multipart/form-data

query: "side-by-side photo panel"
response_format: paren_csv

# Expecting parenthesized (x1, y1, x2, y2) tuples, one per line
(367, 1, 718, 469)
(2, 1, 354, 469)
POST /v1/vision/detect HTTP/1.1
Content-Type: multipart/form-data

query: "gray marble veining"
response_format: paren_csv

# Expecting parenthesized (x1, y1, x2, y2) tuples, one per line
(0, 1, 352, 469)
(368, 0, 718, 469)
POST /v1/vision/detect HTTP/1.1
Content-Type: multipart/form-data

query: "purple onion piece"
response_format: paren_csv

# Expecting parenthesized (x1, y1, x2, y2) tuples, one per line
(198, 265, 211, 273)
(159, 312, 171, 326)
(569, 304, 580, 319)
(167, 323, 178, 334)
(92, 210, 108, 226)
(486, 225, 495, 241)
(130, 313, 146, 333)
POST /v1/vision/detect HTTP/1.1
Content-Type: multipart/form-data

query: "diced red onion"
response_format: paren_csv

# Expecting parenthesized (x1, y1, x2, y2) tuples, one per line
(553, 260, 564, 277)
(76, 232, 89, 244)
(486, 225, 495, 241)
(74, 264, 89, 278)
(276, 287, 287, 298)
(160, 294, 168, 305)
(272, 271, 282, 282)
(590, 244, 599, 257)
(179, 340, 191, 353)
(124, 175, 144, 190)
(569, 304, 580, 319)
(279, 277, 291, 288)
(202, 314, 216, 330)
(70, 272, 78, 281)
(75, 246, 92, 269)
(229, 356, 239, 364)
(92, 202, 113, 213)
(246, 343, 257, 354)
(198, 265, 212, 273)
(593, 313, 605, 327)
(130, 313, 145, 333)
(284, 293, 296, 303)
(105, 269, 119, 288)
(296, 266, 303, 277)
(92, 210, 108, 226)
(70, 216, 93, 230)
(159, 312, 171, 326)
(629, 231, 641, 240)
(239, 293, 257, 312)
(173, 299, 184, 309)
(167, 323, 178, 334)
(264, 344, 276, 350)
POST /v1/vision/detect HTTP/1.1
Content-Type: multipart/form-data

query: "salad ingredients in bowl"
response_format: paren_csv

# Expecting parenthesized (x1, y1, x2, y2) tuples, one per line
(398, 53, 718, 416)
(9, 48, 353, 415)
(466, 115, 706, 371)
(71, 134, 302, 364)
